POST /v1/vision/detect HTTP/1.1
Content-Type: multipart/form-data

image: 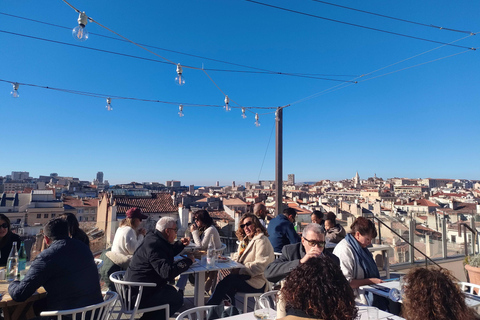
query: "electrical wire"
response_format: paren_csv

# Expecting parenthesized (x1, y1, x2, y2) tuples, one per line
(311, 0, 475, 35)
(244, 0, 476, 50)
(0, 12, 359, 79)
(258, 120, 276, 181)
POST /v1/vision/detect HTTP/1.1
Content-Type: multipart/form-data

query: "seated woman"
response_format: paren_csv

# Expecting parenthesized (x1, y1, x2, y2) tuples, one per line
(60, 212, 90, 247)
(0, 214, 21, 266)
(176, 210, 222, 294)
(100, 207, 147, 290)
(324, 212, 346, 244)
(403, 268, 480, 320)
(278, 256, 358, 320)
(333, 217, 385, 307)
(207, 213, 274, 305)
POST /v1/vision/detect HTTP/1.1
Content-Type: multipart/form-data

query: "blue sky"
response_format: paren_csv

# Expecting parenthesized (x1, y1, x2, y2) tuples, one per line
(1, 0, 479, 185)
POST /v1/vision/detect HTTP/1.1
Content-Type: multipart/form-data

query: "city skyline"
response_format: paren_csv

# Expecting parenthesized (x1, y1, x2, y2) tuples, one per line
(2, 0, 479, 185)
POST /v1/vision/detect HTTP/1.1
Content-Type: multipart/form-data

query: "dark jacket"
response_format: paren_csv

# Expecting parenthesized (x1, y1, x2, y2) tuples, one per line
(125, 230, 193, 296)
(325, 224, 346, 244)
(8, 237, 102, 312)
(0, 232, 21, 266)
(264, 242, 340, 283)
(267, 215, 301, 253)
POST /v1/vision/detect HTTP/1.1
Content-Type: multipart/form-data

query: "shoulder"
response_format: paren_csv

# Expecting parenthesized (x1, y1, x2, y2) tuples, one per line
(333, 238, 353, 256)
(283, 242, 301, 254)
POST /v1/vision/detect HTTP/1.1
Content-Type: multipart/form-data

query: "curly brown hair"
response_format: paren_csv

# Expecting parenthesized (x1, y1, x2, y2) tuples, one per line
(280, 256, 358, 320)
(235, 213, 268, 241)
(403, 268, 479, 320)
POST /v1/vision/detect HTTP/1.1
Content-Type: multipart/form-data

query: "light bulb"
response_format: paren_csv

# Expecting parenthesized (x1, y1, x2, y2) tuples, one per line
(178, 104, 184, 117)
(106, 98, 113, 111)
(72, 12, 89, 42)
(11, 83, 19, 98)
(175, 64, 185, 86)
(255, 113, 260, 127)
(224, 95, 230, 112)
(241, 107, 247, 119)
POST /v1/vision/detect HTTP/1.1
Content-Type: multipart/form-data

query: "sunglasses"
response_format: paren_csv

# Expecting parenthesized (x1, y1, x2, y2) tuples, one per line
(240, 221, 254, 229)
(302, 237, 325, 248)
(0, 223, 8, 229)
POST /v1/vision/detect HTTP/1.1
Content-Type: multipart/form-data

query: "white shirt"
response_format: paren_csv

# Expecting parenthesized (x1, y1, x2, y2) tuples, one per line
(191, 225, 222, 250)
(111, 226, 144, 257)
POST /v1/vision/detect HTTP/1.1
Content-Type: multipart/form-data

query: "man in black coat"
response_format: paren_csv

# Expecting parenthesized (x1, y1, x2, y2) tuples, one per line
(9, 218, 102, 315)
(265, 223, 340, 284)
(125, 216, 193, 320)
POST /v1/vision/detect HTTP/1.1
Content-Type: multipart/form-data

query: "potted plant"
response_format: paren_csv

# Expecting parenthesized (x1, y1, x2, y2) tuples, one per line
(464, 254, 480, 285)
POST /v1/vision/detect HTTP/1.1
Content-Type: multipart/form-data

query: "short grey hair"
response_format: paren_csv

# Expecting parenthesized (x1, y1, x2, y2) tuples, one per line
(302, 223, 325, 238)
(156, 217, 177, 232)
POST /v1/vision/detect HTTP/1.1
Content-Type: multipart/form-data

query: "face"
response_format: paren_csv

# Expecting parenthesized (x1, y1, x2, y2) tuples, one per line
(354, 231, 373, 248)
(132, 218, 142, 229)
(195, 217, 205, 228)
(324, 220, 334, 231)
(0, 219, 8, 238)
(240, 218, 256, 238)
(166, 223, 178, 243)
(311, 214, 321, 224)
(288, 214, 296, 224)
(301, 230, 325, 253)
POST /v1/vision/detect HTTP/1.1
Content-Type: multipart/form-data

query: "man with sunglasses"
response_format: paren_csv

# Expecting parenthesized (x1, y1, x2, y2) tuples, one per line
(265, 223, 340, 284)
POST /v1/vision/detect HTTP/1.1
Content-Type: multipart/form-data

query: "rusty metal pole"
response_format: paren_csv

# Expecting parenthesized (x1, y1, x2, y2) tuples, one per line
(275, 107, 283, 217)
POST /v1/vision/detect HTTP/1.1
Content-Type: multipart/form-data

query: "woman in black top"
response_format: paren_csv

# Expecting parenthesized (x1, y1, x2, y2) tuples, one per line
(0, 214, 21, 266)
(60, 212, 90, 248)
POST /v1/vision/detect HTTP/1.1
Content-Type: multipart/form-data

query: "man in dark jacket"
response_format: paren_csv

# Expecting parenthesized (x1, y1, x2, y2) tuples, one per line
(8, 218, 102, 315)
(265, 223, 340, 284)
(125, 216, 193, 320)
(267, 207, 301, 252)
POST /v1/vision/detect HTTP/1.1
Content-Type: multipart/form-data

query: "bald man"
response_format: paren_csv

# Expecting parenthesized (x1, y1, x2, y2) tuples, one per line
(254, 203, 268, 227)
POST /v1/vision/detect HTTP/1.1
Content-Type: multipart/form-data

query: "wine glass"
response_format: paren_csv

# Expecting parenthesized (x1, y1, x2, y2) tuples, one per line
(254, 297, 271, 320)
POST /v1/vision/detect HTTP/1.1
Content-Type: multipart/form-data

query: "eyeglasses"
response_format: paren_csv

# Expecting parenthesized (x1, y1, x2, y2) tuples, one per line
(240, 221, 254, 229)
(0, 223, 8, 229)
(168, 227, 178, 233)
(302, 237, 325, 248)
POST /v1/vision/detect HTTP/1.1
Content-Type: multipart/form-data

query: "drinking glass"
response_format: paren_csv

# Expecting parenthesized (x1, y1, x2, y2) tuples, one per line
(254, 297, 272, 320)
(366, 306, 378, 320)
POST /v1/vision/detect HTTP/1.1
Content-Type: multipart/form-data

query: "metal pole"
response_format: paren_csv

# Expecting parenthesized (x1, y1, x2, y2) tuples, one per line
(275, 107, 283, 217)
(442, 216, 448, 259)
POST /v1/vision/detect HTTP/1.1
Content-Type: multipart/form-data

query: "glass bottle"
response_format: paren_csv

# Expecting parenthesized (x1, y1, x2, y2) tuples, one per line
(207, 235, 216, 269)
(6, 242, 18, 282)
(17, 241, 27, 280)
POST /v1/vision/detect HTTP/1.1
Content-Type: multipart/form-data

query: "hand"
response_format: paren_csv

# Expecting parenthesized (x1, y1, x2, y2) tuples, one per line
(369, 278, 384, 284)
(180, 237, 191, 246)
(190, 224, 197, 233)
(187, 253, 195, 263)
(138, 228, 146, 236)
(300, 246, 323, 264)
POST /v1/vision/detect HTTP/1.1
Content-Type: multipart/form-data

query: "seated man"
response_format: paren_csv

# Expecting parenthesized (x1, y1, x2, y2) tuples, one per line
(267, 207, 301, 253)
(9, 218, 103, 315)
(125, 217, 193, 320)
(265, 223, 340, 284)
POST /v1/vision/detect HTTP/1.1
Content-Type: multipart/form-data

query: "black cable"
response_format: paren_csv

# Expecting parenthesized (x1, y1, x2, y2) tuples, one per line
(244, 0, 475, 50)
(311, 0, 474, 34)
(0, 12, 359, 79)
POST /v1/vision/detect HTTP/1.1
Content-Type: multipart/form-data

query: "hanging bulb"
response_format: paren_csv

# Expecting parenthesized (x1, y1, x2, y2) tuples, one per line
(72, 12, 89, 42)
(175, 64, 185, 86)
(224, 95, 230, 112)
(255, 113, 260, 127)
(106, 98, 113, 111)
(10, 83, 19, 98)
(241, 107, 247, 119)
(178, 104, 184, 117)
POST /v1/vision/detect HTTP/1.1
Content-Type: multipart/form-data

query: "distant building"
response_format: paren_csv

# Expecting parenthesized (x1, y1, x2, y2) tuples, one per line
(288, 174, 295, 186)
(96, 172, 104, 184)
(232, 181, 235, 188)
(166, 180, 181, 188)
(216, 181, 220, 187)
(189, 185, 194, 194)
(11, 171, 29, 181)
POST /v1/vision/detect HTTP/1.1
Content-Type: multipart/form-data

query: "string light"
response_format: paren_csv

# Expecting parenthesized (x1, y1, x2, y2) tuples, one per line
(175, 64, 185, 86)
(255, 113, 260, 127)
(10, 83, 19, 98)
(178, 104, 184, 117)
(106, 97, 112, 111)
(241, 107, 247, 119)
(72, 12, 89, 42)
(224, 95, 230, 112)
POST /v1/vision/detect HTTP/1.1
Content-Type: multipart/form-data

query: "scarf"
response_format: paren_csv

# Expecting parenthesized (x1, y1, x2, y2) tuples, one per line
(238, 237, 250, 258)
(345, 233, 379, 279)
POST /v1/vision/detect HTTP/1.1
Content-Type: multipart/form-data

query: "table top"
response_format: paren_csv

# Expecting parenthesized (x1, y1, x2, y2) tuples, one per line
(175, 256, 244, 275)
(0, 281, 47, 307)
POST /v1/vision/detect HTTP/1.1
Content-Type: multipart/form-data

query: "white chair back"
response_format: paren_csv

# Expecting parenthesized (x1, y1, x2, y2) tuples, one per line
(459, 281, 480, 296)
(109, 270, 169, 320)
(274, 252, 282, 260)
(94, 258, 104, 270)
(175, 305, 220, 320)
(260, 290, 279, 309)
(40, 291, 118, 320)
(215, 243, 227, 255)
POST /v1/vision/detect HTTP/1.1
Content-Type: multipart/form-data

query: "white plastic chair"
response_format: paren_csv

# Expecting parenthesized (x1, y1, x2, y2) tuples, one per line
(215, 243, 227, 255)
(260, 290, 279, 309)
(109, 271, 170, 320)
(459, 281, 480, 296)
(175, 305, 220, 320)
(40, 291, 118, 320)
(94, 258, 104, 270)
(274, 252, 282, 260)
(236, 292, 264, 313)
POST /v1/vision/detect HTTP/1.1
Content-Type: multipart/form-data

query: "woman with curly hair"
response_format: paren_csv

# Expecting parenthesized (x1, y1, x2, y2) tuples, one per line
(403, 268, 480, 320)
(207, 213, 274, 305)
(279, 255, 358, 320)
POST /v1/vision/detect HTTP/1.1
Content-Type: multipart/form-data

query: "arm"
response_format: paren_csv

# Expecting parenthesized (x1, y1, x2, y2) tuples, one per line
(264, 246, 300, 283)
(123, 228, 144, 255)
(350, 278, 384, 288)
(8, 258, 49, 302)
(149, 250, 192, 280)
(239, 237, 273, 278)
(191, 230, 204, 249)
(284, 223, 301, 245)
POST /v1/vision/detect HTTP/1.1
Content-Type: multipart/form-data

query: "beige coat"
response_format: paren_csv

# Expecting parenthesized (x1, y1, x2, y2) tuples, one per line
(232, 232, 274, 289)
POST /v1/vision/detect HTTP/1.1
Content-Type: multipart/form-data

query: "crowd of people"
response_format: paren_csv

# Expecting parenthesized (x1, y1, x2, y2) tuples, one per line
(3, 205, 480, 320)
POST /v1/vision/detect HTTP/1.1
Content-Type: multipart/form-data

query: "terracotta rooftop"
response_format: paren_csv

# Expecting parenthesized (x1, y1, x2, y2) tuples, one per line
(223, 198, 247, 206)
(63, 197, 99, 208)
(209, 210, 234, 222)
(404, 199, 439, 207)
(114, 192, 177, 214)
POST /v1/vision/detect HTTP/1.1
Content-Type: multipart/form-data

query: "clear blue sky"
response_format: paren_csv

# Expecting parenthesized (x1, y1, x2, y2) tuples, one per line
(1, 0, 479, 185)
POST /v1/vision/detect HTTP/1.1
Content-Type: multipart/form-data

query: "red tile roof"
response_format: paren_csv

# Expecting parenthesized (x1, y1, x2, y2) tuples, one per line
(63, 197, 99, 208)
(114, 193, 177, 214)
(405, 199, 439, 207)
